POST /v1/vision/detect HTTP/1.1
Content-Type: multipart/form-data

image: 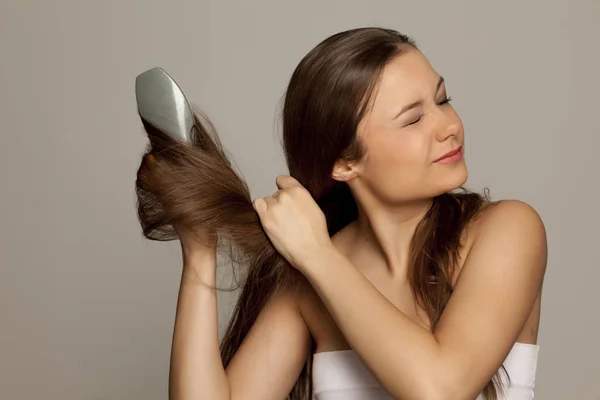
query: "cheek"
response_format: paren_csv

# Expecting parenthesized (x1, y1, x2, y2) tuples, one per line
(368, 133, 429, 173)
(362, 134, 431, 194)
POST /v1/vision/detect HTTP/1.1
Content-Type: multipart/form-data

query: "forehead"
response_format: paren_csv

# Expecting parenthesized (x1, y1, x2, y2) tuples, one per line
(375, 49, 441, 103)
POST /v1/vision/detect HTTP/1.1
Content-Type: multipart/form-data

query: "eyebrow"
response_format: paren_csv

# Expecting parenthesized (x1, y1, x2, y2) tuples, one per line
(393, 76, 445, 120)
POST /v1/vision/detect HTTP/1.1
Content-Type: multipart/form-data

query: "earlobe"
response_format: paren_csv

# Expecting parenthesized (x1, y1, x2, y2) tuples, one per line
(331, 160, 358, 182)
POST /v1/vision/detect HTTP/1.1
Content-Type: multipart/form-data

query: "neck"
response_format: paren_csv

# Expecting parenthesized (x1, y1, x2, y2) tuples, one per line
(353, 195, 433, 277)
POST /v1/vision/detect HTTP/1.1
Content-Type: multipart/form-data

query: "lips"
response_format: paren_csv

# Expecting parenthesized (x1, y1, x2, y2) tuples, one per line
(434, 146, 463, 163)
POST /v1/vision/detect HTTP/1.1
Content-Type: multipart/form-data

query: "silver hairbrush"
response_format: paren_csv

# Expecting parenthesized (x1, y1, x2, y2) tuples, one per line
(135, 67, 194, 143)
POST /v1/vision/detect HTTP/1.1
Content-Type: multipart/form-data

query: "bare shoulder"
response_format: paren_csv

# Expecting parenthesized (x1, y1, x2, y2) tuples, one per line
(462, 199, 548, 278)
(473, 199, 546, 243)
(455, 199, 547, 282)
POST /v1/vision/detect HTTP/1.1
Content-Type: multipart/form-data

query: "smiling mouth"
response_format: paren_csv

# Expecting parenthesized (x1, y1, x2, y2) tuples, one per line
(434, 146, 463, 163)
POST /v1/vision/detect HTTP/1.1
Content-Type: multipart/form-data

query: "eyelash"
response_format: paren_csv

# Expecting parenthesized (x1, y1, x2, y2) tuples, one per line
(407, 96, 453, 126)
(439, 95, 452, 105)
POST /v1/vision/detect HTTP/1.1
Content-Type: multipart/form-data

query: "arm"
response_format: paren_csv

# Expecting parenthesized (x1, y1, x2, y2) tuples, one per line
(225, 289, 312, 400)
(169, 249, 311, 400)
(169, 250, 228, 400)
(298, 200, 547, 400)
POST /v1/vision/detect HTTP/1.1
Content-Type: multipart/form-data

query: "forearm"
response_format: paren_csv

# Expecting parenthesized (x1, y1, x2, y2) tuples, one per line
(300, 246, 453, 400)
(169, 252, 230, 400)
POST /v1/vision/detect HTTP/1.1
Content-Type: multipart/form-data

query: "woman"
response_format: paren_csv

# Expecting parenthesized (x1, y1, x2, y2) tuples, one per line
(135, 27, 547, 400)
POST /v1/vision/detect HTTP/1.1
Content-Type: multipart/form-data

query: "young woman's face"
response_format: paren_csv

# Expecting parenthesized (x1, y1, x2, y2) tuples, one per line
(351, 48, 467, 203)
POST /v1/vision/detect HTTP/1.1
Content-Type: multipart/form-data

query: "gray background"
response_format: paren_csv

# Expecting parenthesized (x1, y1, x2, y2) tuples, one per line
(1, 0, 598, 399)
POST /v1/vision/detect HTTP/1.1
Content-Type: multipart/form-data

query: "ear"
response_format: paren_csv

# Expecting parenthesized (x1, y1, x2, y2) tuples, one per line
(331, 158, 359, 182)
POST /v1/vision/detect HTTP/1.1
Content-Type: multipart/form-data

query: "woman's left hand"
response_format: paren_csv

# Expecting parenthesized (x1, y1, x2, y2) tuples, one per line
(253, 175, 333, 269)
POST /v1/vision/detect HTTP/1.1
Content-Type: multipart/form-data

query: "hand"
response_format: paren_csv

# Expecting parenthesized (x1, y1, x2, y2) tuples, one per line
(252, 176, 333, 269)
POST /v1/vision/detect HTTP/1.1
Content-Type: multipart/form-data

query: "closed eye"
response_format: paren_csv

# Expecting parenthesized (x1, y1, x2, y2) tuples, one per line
(407, 116, 422, 126)
(405, 96, 452, 126)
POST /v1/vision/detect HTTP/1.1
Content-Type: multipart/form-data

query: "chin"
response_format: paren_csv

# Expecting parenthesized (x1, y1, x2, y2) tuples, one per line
(438, 162, 468, 193)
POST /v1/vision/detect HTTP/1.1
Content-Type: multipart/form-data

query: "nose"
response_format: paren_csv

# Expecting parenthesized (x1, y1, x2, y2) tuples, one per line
(434, 108, 462, 142)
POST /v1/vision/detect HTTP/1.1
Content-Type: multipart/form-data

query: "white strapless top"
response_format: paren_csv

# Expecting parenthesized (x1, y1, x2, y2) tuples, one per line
(312, 342, 539, 400)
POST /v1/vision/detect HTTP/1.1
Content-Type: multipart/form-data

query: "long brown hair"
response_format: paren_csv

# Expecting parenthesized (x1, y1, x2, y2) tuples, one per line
(135, 27, 506, 399)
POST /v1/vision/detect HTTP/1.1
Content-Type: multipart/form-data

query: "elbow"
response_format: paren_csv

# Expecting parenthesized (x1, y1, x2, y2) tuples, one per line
(430, 382, 476, 400)
(413, 376, 466, 400)
(417, 389, 460, 400)
(386, 357, 469, 400)
(417, 386, 453, 400)
(428, 389, 462, 400)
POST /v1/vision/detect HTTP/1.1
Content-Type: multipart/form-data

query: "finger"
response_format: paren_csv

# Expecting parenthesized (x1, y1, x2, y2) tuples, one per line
(276, 175, 302, 190)
(253, 194, 279, 213)
(252, 197, 267, 213)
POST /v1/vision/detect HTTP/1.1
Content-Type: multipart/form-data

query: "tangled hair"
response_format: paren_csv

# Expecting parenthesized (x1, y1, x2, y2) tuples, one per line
(135, 27, 506, 399)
